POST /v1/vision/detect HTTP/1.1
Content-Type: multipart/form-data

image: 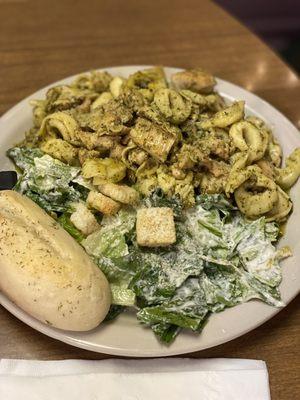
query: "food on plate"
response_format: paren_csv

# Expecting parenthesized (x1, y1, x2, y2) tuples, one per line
(136, 207, 176, 247)
(0, 190, 111, 331)
(3, 66, 300, 344)
(87, 190, 121, 215)
(70, 202, 100, 235)
(98, 183, 139, 205)
(171, 68, 216, 94)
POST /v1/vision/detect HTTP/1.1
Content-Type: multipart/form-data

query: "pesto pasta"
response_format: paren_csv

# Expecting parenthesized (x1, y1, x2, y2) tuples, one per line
(19, 66, 300, 222)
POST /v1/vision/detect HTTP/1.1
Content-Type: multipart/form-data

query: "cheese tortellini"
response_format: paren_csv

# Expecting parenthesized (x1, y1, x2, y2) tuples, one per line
(275, 148, 300, 190)
(153, 88, 192, 124)
(21, 66, 300, 222)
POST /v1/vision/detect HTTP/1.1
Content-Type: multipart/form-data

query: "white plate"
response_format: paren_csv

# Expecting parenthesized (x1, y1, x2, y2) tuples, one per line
(1, 66, 300, 357)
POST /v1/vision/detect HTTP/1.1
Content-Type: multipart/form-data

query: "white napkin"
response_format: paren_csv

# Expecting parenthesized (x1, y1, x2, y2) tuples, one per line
(0, 358, 270, 400)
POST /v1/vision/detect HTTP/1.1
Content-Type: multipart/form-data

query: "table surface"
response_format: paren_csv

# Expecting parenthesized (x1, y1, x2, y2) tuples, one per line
(0, 0, 299, 398)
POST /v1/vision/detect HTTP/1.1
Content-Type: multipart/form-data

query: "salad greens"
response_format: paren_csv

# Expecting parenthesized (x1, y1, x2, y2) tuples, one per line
(110, 285, 136, 306)
(8, 146, 290, 344)
(58, 213, 85, 242)
(7, 147, 86, 213)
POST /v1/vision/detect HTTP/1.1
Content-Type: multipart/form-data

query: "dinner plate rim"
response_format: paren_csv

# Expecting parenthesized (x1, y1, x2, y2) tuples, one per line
(0, 65, 299, 357)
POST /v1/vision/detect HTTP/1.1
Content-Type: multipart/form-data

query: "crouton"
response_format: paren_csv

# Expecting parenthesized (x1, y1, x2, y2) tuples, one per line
(136, 207, 176, 247)
(70, 203, 100, 236)
(98, 183, 139, 205)
(87, 191, 121, 215)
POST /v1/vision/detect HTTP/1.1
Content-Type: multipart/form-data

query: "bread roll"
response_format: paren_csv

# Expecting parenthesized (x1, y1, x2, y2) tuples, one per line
(0, 190, 111, 331)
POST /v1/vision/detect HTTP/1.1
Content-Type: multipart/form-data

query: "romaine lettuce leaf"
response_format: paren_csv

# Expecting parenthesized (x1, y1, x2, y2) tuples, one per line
(82, 208, 136, 275)
(234, 217, 282, 287)
(130, 233, 204, 306)
(196, 193, 236, 212)
(104, 305, 125, 322)
(94, 254, 138, 286)
(265, 221, 280, 242)
(8, 147, 86, 213)
(7, 146, 44, 170)
(151, 323, 181, 344)
(187, 200, 284, 289)
(137, 278, 209, 331)
(185, 205, 230, 260)
(81, 208, 138, 289)
(201, 263, 247, 312)
(82, 228, 129, 259)
(110, 284, 136, 306)
(58, 213, 85, 242)
(101, 208, 136, 239)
